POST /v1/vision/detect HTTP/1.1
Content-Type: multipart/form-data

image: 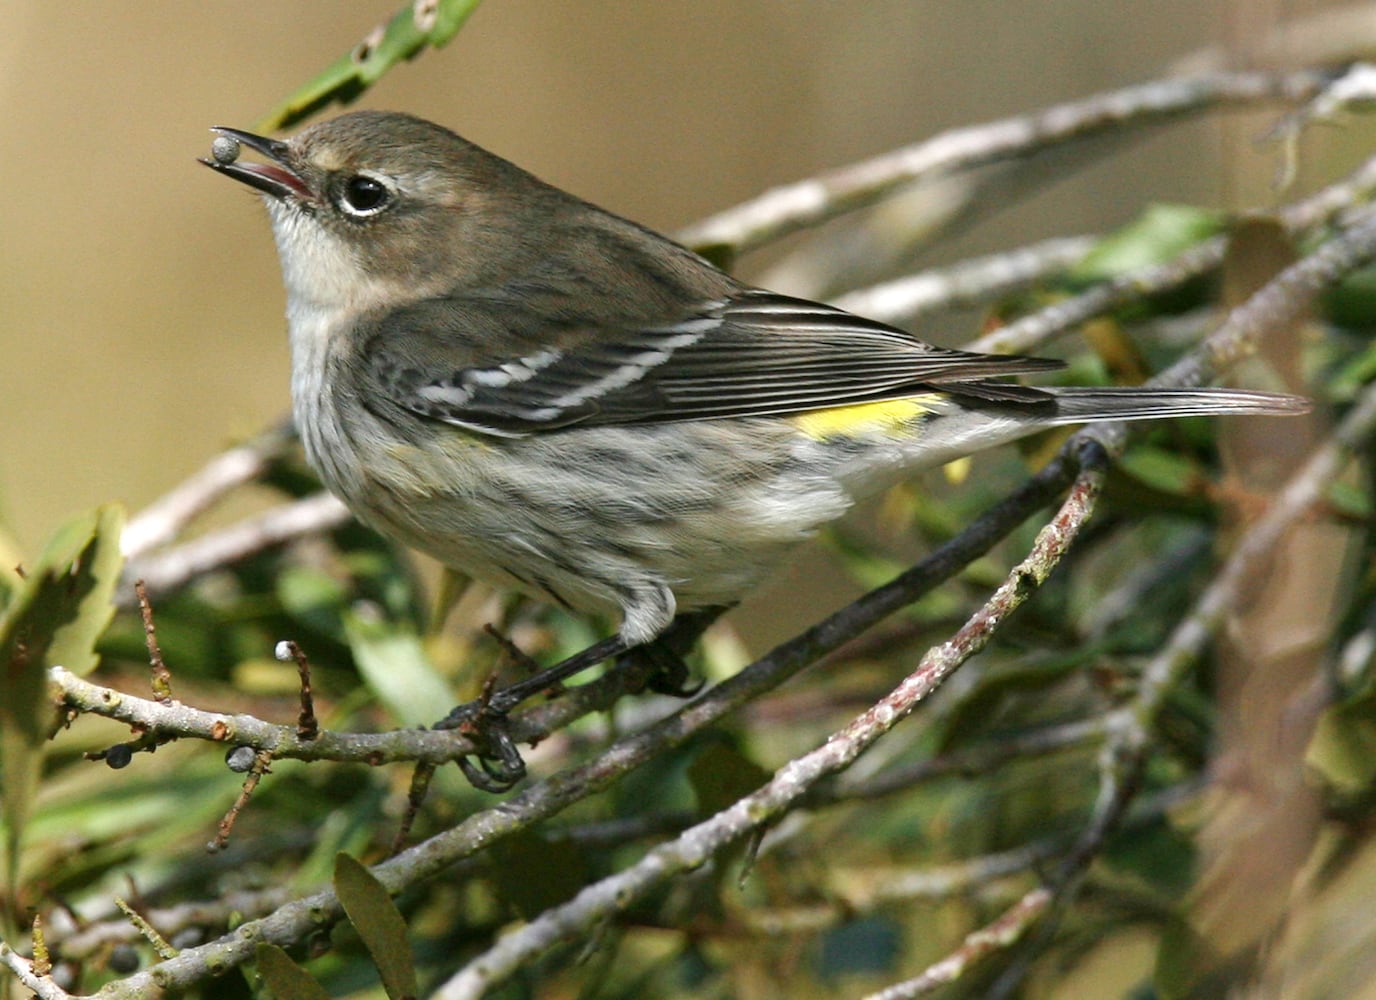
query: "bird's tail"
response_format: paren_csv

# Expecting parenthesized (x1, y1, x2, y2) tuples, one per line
(1037, 386, 1310, 425)
(838, 385, 1312, 493)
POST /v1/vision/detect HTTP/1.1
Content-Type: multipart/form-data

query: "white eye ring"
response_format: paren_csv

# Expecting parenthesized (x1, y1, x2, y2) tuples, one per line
(337, 173, 394, 217)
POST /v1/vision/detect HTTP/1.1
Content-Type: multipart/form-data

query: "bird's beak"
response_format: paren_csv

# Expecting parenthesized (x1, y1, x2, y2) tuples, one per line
(200, 126, 314, 202)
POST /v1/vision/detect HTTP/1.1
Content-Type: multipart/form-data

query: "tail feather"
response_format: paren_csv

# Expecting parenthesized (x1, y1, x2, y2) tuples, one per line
(1039, 387, 1310, 425)
(833, 384, 1310, 494)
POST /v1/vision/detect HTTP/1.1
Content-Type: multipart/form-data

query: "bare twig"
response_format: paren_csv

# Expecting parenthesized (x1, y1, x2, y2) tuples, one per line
(40, 885, 297, 962)
(390, 762, 437, 856)
(972, 220, 1376, 998)
(121, 492, 350, 605)
(120, 421, 294, 561)
(0, 941, 70, 1000)
(678, 70, 1331, 258)
(811, 716, 1110, 806)
(830, 236, 1097, 327)
(50, 666, 481, 765)
(1131, 366, 1376, 733)
(861, 889, 1054, 1000)
(134, 580, 173, 703)
(274, 641, 319, 740)
(208, 750, 275, 853)
(741, 841, 1058, 937)
(744, 205, 1376, 1000)
(966, 149, 1376, 359)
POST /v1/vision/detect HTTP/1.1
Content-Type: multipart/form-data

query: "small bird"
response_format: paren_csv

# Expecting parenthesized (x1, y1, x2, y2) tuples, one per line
(203, 111, 1306, 664)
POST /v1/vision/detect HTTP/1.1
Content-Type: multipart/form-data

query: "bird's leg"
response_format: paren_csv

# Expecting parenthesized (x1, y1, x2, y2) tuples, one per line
(436, 607, 731, 791)
(484, 633, 630, 713)
(455, 728, 529, 792)
(436, 636, 627, 791)
(436, 632, 629, 732)
(625, 605, 732, 697)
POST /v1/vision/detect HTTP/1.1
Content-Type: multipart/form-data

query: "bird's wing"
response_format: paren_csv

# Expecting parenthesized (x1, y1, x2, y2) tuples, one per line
(363, 290, 1063, 438)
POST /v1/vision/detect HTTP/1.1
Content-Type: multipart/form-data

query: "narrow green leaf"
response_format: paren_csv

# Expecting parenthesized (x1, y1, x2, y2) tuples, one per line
(488, 831, 589, 920)
(1115, 446, 1200, 497)
(0, 524, 23, 616)
(1306, 694, 1376, 795)
(1325, 262, 1376, 331)
(45, 504, 125, 677)
(687, 739, 770, 819)
(258, 0, 484, 131)
(343, 607, 453, 728)
(334, 853, 417, 1000)
(0, 504, 124, 911)
(254, 942, 331, 1000)
(1071, 204, 1226, 283)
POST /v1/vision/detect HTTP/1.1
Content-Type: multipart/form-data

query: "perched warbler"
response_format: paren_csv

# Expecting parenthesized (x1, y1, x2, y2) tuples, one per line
(203, 111, 1305, 655)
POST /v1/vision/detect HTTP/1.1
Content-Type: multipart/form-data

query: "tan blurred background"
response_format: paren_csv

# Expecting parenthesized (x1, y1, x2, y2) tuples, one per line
(0, 0, 1352, 552)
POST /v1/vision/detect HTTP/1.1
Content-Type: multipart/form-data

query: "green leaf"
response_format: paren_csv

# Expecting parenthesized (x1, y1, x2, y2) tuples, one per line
(1071, 204, 1226, 283)
(1114, 446, 1201, 498)
(687, 739, 770, 819)
(258, 0, 484, 131)
(1306, 692, 1376, 795)
(1325, 337, 1376, 403)
(45, 504, 125, 678)
(1324, 261, 1376, 332)
(342, 606, 454, 728)
(0, 524, 24, 617)
(1153, 916, 1212, 1000)
(1102, 815, 1197, 901)
(334, 853, 417, 1000)
(487, 830, 589, 921)
(1, 504, 125, 901)
(254, 942, 331, 1000)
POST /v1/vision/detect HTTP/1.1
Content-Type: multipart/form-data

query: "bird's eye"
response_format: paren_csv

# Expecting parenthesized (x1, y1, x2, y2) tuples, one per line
(337, 174, 392, 217)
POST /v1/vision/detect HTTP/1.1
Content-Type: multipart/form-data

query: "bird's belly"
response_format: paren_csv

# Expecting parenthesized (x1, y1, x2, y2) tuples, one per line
(338, 420, 855, 634)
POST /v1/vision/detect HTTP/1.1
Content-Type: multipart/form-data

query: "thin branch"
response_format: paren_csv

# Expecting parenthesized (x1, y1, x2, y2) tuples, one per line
(1155, 203, 1376, 390)
(964, 236, 1228, 357)
(741, 841, 1058, 937)
(120, 420, 294, 561)
(120, 492, 350, 605)
(50, 666, 480, 765)
(41, 886, 297, 963)
(862, 889, 1054, 1000)
(975, 207, 1376, 997)
(965, 148, 1376, 358)
(829, 236, 1097, 327)
(880, 210, 1376, 1000)
(0, 941, 70, 1000)
(1132, 365, 1376, 733)
(677, 69, 1331, 258)
(134, 580, 174, 703)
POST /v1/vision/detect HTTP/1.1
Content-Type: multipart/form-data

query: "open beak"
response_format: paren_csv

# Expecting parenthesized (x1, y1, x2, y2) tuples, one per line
(200, 127, 314, 202)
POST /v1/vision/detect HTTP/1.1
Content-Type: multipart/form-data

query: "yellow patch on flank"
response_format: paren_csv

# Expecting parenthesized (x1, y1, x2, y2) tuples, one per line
(790, 395, 940, 441)
(943, 456, 973, 484)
